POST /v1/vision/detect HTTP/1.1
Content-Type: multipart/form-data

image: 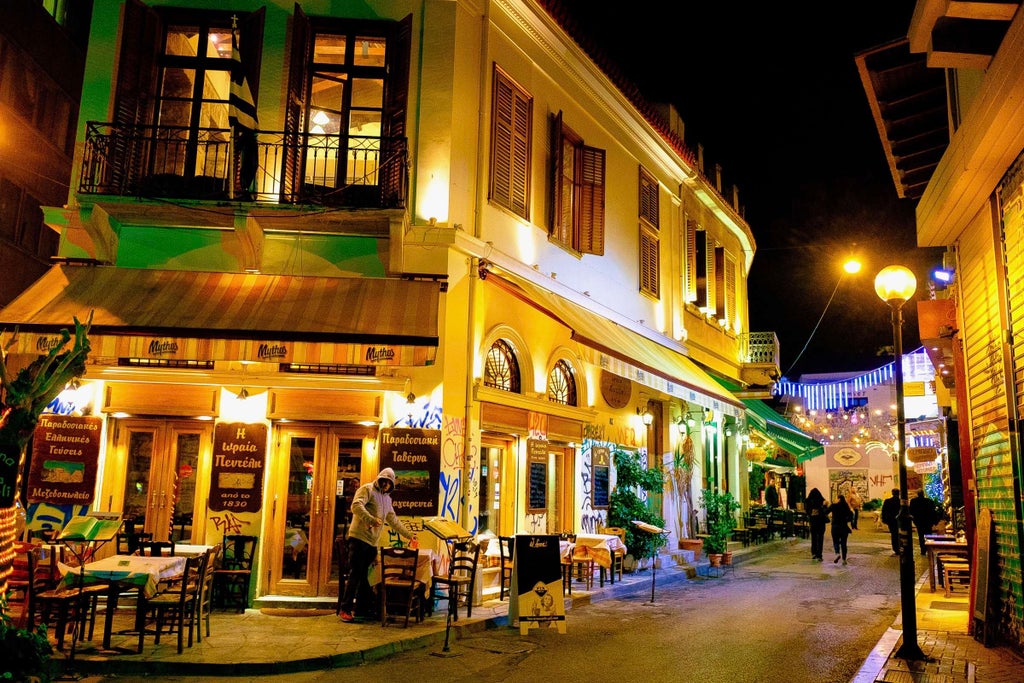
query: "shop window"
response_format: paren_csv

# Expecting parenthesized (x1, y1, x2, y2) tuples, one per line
(484, 339, 521, 393)
(489, 65, 532, 220)
(546, 359, 577, 406)
(551, 112, 604, 254)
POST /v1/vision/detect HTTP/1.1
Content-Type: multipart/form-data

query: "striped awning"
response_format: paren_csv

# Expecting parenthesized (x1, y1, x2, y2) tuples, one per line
(484, 270, 744, 417)
(0, 266, 440, 366)
(743, 398, 824, 462)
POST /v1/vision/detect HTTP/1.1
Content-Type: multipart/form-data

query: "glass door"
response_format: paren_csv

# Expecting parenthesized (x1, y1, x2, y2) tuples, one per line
(117, 419, 212, 543)
(271, 425, 364, 597)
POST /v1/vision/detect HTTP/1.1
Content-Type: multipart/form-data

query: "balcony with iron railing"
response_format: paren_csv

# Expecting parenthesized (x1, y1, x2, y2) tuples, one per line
(78, 122, 408, 209)
(739, 331, 781, 393)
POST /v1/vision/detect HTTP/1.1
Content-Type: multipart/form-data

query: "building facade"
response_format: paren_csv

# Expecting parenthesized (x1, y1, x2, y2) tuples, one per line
(859, 1, 1024, 652)
(1, 0, 781, 606)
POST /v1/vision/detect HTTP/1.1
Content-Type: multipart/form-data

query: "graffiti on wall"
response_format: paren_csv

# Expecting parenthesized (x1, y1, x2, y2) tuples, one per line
(211, 511, 247, 536)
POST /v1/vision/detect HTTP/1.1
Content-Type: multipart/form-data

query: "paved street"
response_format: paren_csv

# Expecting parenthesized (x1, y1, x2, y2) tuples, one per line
(84, 526, 912, 683)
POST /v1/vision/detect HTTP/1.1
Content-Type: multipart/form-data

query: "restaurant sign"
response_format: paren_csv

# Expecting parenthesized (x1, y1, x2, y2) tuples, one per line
(209, 422, 267, 512)
(26, 415, 103, 506)
(378, 427, 441, 516)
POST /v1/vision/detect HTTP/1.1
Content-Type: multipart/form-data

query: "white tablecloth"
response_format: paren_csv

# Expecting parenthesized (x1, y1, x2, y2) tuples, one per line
(174, 544, 213, 558)
(61, 554, 186, 599)
(572, 533, 626, 569)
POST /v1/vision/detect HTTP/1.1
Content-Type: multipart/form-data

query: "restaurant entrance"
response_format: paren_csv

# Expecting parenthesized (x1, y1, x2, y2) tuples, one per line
(269, 424, 365, 597)
(113, 418, 213, 544)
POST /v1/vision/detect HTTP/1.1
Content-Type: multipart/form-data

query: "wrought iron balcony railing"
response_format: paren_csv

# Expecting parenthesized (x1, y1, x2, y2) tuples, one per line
(742, 331, 780, 366)
(79, 122, 408, 209)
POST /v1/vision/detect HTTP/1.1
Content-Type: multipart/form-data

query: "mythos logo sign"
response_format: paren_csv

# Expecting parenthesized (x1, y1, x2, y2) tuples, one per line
(365, 346, 396, 363)
(257, 343, 288, 360)
(147, 339, 179, 355)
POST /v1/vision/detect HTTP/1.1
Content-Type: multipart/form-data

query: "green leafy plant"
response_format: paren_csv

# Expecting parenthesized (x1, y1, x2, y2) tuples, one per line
(0, 594, 58, 683)
(699, 489, 740, 555)
(607, 448, 667, 561)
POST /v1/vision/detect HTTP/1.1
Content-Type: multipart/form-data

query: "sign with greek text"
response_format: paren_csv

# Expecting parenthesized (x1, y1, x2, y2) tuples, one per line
(27, 415, 103, 505)
(378, 427, 441, 516)
(209, 422, 267, 513)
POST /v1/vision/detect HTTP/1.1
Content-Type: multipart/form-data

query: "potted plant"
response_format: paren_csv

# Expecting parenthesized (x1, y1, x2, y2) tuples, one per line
(0, 594, 58, 683)
(608, 448, 668, 568)
(699, 489, 740, 565)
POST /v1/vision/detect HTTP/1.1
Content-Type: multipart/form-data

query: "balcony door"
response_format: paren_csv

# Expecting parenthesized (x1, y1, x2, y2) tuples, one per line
(117, 419, 212, 543)
(270, 424, 365, 597)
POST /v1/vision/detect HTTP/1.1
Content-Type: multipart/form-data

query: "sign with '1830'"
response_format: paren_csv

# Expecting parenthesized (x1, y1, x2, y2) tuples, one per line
(209, 422, 267, 512)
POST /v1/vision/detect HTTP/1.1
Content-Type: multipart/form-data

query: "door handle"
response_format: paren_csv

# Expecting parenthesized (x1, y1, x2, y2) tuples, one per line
(316, 495, 322, 515)
(161, 491, 166, 509)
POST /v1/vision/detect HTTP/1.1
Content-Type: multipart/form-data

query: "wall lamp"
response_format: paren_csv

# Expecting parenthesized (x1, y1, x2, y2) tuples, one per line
(637, 406, 654, 426)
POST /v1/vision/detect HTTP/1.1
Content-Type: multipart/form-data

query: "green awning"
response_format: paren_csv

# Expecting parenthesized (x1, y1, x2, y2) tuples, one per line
(742, 399, 824, 463)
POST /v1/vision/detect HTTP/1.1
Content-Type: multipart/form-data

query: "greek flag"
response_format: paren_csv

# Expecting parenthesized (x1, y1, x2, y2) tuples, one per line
(228, 29, 257, 133)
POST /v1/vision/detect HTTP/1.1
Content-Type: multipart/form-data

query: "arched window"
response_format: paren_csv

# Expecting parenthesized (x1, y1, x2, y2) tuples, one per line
(547, 359, 577, 406)
(484, 339, 521, 392)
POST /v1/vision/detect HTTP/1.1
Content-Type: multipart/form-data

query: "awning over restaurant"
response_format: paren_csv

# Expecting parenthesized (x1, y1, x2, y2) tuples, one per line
(483, 269, 745, 418)
(742, 398, 824, 463)
(0, 265, 440, 366)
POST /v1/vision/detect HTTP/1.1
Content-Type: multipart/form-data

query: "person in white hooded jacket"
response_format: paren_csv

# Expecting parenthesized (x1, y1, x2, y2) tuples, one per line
(339, 468, 416, 622)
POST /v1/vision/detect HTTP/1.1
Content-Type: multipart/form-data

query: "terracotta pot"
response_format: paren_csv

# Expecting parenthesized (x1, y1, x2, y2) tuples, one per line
(678, 538, 702, 560)
(708, 553, 723, 567)
(722, 551, 733, 566)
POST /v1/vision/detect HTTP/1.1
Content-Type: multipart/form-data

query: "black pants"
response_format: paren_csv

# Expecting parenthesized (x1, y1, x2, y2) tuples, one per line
(887, 523, 900, 554)
(851, 509, 859, 529)
(832, 531, 849, 560)
(809, 521, 826, 559)
(340, 537, 378, 617)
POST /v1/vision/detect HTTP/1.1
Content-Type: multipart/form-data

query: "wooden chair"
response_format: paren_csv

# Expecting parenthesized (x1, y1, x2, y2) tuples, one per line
(116, 531, 153, 555)
(194, 543, 220, 642)
(213, 534, 257, 612)
(379, 547, 425, 628)
(431, 538, 479, 621)
(560, 532, 595, 593)
(138, 540, 176, 557)
(599, 526, 627, 584)
(137, 554, 204, 654)
(31, 546, 104, 650)
(498, 536, 514, 600)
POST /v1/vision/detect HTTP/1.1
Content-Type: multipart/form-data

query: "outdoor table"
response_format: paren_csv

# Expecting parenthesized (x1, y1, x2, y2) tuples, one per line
(573, 533, 626, 586)
(173, 544, 213, 558)
(923, 536, 968, 592)
(367, 547, 438, 587)
(60, 554, 186, 650)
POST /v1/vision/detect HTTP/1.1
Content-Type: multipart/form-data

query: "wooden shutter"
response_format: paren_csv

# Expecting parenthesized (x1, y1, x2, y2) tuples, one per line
(706, 241, 717, 314)
(578, 144, 604, 255)
(714, 246, 726, 320)
(110, 0, 161, 193)
(240, 8, 265, 101)
(638, 169, 658, 229)
(490, 66, 531, 220)
(280, 3, 310, 203)
(725, 252, 737, 329)
(685, 217, 697, 302)
(640, 228, 659, 297)
(694, 229, 708, 308)
(550, 112, 571, 246)
(381, 14, 411, 207)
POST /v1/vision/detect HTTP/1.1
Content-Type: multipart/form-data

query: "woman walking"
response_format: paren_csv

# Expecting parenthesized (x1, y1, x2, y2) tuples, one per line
(830, 494, 854, 565)
(805, 487, 828, 561)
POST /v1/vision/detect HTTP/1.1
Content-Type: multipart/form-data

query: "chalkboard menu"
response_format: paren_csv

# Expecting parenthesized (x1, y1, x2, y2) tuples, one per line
(972, 508, 995, 645)
(592, 446, 610, 508)
(527, 439, 548, 513)
(209, 422, 267, 512)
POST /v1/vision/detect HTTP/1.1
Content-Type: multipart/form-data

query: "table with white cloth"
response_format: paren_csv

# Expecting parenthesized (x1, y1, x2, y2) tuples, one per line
(61, 554, 186, 650)
(173, 544, 213, 558)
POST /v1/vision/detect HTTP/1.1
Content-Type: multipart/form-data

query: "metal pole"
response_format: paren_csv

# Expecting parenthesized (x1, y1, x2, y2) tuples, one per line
(891, 303, 926, 660)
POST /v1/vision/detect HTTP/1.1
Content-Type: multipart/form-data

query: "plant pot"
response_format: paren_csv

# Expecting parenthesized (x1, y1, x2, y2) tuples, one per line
(721, 551, 733, 566)
(678, 538, 703, 560)
(708, 553, 723, 567)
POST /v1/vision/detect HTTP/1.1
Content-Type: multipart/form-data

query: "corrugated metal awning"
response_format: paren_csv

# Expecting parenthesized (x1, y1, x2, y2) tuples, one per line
(483, 269, 744, 417)
(0, 266, 440, 366)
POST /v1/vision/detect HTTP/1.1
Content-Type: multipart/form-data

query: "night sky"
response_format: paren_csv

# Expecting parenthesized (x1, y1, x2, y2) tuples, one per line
(559, 1, 944, 376)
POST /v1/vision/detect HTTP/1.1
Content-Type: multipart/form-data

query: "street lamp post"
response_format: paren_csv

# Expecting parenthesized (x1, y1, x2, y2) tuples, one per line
(874, 265, 926, 661)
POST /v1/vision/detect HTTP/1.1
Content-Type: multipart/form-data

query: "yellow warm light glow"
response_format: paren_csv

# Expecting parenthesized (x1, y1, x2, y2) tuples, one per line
(874, 265, 917, 304)
(419, 173, 449, 225)
(220, 387, 268, 423)
(843, 259, 862, 274)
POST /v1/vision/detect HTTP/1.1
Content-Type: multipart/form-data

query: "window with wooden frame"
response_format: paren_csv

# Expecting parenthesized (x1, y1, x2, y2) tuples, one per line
(703, 238, 717, 316)
(639, 168, 660, 297)
(546, 359, 577, 406)
(551, 112, 605, 254)
(484, 339, 521, 393)
(490, 65, 532, 220)
(718, 250, 737, 328)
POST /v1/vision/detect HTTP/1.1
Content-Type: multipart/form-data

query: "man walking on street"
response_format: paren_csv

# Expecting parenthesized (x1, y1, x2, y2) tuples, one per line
(909, 489, 937, 556)
(880, 488, 901, 555)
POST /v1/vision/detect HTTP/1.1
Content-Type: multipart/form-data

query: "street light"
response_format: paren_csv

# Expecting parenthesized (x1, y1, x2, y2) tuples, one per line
(874, 264, 926, 661)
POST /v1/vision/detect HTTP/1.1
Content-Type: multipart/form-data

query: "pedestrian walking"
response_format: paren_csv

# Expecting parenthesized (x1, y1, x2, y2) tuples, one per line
(830, 494, 854, 565)
(846, 487, 863, 530)
(339, 468, 417, 623)
(880, 487, 901, 555)
(908, 489, 937, 556)
(805, 487, 828, 561)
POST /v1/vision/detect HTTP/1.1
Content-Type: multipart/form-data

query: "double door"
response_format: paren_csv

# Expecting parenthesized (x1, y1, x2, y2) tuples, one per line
(116, 419, 212, 543)
(270, 424, 365, 597)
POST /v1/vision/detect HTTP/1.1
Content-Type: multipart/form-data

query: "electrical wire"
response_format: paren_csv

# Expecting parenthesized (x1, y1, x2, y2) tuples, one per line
(783, 273, 846, 377)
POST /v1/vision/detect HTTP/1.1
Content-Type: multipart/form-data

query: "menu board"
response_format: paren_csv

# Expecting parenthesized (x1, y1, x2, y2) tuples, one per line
(527, 439, 548, 513)
(209, 422, 267, 512)
(592, 446, 610, 508)
(973, 507, 995, 644)
(27, 415, 103, 505)
(510, 534, 566, 634)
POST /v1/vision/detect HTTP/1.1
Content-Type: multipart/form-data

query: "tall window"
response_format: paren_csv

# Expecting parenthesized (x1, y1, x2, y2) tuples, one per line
(717, 249, 737, 328)
(490, 65, 532, 220)
(551, 113, 605, 254)
(484, 339, 521, 393)
(684, 216, 698, 303)
(639, 168, 659, 297)
(547, 360, 577, 406)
